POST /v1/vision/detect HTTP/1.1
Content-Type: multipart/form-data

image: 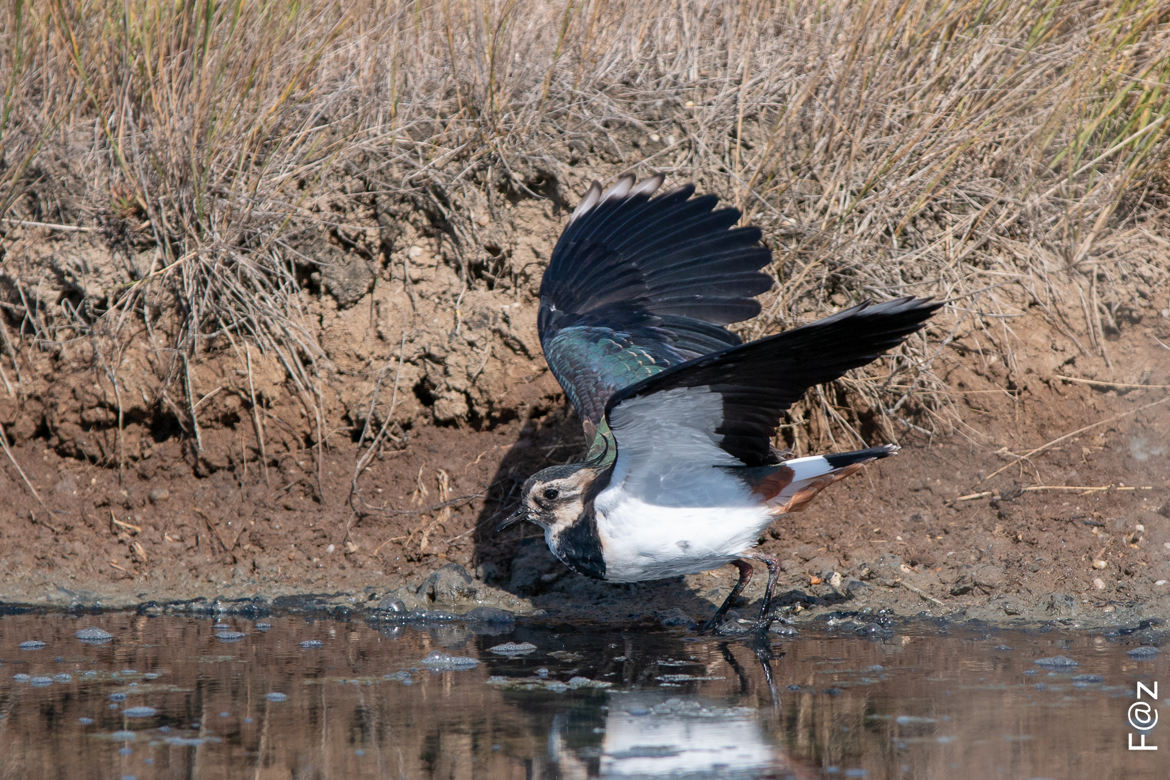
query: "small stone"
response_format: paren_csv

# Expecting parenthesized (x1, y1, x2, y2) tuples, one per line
(658, 608, 694, 628)
(973, 564, 1005, 589)
(265, 692, 288, 702)
(793, 544, 818, 562)
(417, 563, 476, 607)
(148, 487, 170, 503)
(375, 598, 407, 614)
(1091, 559, 1107, 570)
(949, 575, 974, 596)
(1046, 593, 1078, 615)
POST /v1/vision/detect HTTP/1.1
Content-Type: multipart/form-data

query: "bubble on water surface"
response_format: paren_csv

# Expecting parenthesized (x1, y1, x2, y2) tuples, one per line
(1032, 655, 1078, 668)
(124, 706, 158, 718)
(488, 642, 537, 656)
(75, 627, 113, 643)
(419, 651, 478, 671)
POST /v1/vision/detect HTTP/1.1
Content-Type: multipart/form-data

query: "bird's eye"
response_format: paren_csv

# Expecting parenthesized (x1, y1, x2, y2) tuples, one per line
(542, 487, 560, 501)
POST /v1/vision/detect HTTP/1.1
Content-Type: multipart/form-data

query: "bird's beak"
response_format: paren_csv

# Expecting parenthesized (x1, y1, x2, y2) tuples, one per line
(496, 506, 527, 533)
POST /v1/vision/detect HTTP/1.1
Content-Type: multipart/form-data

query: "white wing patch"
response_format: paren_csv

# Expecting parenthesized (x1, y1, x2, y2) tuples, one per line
(608, 386, 742, 503)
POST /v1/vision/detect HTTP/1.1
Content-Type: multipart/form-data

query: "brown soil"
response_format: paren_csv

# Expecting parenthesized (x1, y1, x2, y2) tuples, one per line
(2, 196, 1169, 628)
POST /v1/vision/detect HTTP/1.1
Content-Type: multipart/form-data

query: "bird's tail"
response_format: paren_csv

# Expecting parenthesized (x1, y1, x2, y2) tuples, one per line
(745, 444, 898, 514)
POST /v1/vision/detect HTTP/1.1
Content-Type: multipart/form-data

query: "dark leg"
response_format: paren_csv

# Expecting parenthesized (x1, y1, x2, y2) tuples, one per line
(747, 552, 780, 632)
(701, 559, 754, 634)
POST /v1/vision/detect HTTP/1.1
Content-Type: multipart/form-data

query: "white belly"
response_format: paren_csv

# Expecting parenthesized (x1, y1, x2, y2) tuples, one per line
(593, 475, 773, 582)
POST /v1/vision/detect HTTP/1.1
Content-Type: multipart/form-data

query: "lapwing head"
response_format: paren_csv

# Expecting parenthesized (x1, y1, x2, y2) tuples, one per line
(498, 462, 597, 533)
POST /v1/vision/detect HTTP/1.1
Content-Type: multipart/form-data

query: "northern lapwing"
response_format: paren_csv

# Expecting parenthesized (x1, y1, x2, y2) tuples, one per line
(501, 174, 939, 632)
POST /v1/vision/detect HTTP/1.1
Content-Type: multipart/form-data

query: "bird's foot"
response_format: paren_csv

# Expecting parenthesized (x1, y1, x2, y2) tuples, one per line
(699, 613, 764, 638)
(702, 608, 789, 639)
(748, 611, 779, 638)
(700, 609, 750, 636)
(699, 615, 729, 635)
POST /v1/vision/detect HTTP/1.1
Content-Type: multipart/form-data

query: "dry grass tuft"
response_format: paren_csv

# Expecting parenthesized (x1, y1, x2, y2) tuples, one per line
(2, 0, 1168, 451)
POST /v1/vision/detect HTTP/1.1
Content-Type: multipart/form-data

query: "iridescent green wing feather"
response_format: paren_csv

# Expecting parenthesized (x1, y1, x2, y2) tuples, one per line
(538, 175, 773, 432)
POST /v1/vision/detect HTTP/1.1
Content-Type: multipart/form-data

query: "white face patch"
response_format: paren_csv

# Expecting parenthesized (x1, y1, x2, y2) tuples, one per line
(524, 470, 593, 531)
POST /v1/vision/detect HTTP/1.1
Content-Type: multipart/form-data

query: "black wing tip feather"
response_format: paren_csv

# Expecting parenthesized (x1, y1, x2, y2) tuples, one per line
(608, 295, 944, 412)
(828, 296, 942, 321)
(823, 444, 899, 469)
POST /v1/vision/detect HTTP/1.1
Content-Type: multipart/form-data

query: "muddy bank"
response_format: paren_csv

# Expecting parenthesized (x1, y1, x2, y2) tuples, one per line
(1, 308, 1168, 630)
(3, 166, 1170, 629)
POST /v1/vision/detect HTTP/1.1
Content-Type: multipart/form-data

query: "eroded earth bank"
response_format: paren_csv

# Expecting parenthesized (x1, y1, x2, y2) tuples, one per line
(2, 170, 1168, 631)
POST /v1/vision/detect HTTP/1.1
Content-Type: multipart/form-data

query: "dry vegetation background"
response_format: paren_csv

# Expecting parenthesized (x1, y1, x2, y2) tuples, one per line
(1, 0, 1169, 594)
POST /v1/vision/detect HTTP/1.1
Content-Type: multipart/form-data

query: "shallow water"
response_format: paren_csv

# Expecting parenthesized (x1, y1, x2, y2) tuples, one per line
(0, 610, 1166, 779)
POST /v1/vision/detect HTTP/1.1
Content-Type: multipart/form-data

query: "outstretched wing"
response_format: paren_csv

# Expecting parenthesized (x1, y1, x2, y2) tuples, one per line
(602, 297, 942, 491)
(538, 174, 773, 430)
